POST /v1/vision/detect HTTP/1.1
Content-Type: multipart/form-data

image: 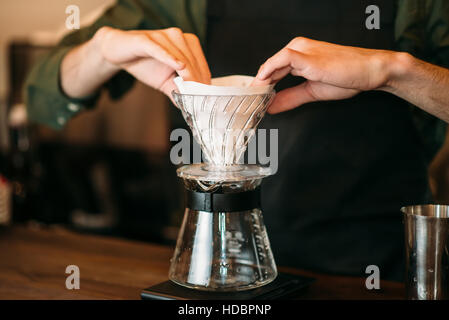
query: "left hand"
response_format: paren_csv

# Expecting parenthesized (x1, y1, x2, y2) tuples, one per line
(254, 37, 395, 114)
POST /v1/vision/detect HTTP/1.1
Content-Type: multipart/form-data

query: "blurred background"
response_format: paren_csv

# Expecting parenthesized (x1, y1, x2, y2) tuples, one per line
(0, 0, 449, 246)
(0, 0, 186, 244)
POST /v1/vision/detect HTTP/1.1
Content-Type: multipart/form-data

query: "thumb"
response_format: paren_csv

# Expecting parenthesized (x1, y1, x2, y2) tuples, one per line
(159, 75, 177, 105)
(267, 81, 317, 114)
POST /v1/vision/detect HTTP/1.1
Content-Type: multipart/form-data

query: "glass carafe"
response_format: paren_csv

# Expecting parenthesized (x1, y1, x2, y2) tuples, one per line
(169, 169, 277, 291)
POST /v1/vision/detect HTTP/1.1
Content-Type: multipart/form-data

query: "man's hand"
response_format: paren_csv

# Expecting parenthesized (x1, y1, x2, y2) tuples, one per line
(61, 27, 211, 100)
(255, 37, 449, 123)
(253, 37, 396, 114)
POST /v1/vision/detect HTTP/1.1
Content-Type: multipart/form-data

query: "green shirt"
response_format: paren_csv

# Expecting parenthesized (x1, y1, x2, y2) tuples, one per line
(24, 0, 449, 155)
(25, 0, 207, 129)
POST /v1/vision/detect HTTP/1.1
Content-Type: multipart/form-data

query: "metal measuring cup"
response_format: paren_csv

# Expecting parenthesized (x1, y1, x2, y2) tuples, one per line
(402, 204, 449, 300)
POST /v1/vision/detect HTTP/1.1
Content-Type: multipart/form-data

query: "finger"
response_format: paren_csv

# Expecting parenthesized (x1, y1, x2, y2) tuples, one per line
(256, 48, 307, 81)
(252, 66, 291, 86)
(285, 36, 316, 51)
(184, 33, 211, 84)
(267, 66, 292, 84)
(161, 28, 203, 82)
(268, 81, 360, 114)
(147, 30, 197, 81)
(267, 82, 317, 114)
(159, 75, 177, 103)
(131, 32, 185, 70)
(251, 77, 271, 86)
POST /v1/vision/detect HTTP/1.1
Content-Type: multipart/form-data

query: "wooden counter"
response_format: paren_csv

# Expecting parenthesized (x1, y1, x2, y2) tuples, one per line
(0, 225, 405, 300)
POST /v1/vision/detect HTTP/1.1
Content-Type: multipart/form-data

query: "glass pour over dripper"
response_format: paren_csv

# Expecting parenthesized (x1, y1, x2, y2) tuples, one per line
(169, 90, 278, 291)
(172, 91, 275, 167)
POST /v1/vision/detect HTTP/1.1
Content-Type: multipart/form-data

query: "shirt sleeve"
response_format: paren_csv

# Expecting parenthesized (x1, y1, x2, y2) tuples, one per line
(395, 0, 449, 162)
(24, 0, 147, 129)
(424, 0, 449, 68)
(395, 0, 449, 66)
(24, 0, 207, 130)
(395, 0, 427, 58)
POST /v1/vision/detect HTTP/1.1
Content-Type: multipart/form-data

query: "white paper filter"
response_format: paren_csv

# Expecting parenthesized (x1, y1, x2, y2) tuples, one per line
(174, 75, 273, 95)
(174, 76, 275, 166)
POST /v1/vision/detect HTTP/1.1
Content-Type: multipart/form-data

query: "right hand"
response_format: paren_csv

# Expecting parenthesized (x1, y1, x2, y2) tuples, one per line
(94, 26, 211, 97)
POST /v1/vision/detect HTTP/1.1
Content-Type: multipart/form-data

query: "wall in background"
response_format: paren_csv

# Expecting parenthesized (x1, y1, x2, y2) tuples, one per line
(0, 0, 115, 150)
(0, 0, 170, 153)
(0, 0, 114, 104)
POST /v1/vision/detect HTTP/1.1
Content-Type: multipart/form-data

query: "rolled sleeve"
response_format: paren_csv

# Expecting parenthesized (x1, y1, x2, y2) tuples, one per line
(395, 0, 449, 160)
(425, 0, 449, 68)
(25, 46, 101, 129)
(24, 0, 207, 129)
(24, 0, 146, 129)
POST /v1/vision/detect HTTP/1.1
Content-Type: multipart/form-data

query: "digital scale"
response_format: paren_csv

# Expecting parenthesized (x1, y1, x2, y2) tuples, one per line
(141, 272, 314, 300)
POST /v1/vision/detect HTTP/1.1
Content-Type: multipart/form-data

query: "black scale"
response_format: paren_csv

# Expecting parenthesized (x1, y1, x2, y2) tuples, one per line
(141, 273, 314, 300)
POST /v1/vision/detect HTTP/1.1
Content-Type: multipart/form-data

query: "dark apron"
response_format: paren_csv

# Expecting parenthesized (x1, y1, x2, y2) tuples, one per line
(205, 0, 431, 281)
